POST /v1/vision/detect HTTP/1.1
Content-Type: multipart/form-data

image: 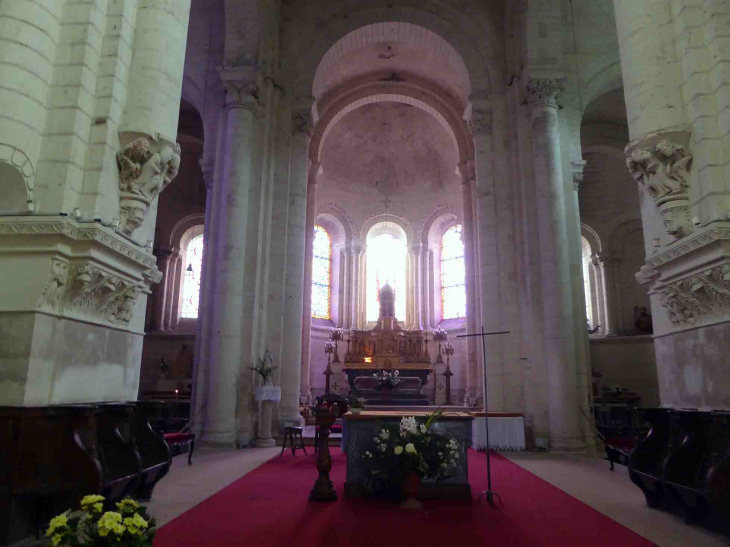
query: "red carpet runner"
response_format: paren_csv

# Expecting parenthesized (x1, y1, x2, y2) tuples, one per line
(154, 450, 655, 547)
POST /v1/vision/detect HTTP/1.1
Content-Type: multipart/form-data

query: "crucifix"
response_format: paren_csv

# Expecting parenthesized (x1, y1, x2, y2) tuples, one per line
(457, 326, 510, 507)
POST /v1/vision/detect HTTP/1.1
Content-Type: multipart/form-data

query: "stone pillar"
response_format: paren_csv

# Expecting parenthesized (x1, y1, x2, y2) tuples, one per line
(280, 113, 312, 425)
(351, 244, 365, 329)
(200, 77, 259, 444)
(457, 162, 480, 405)
(596, 253, 618, 336)
(408, 242, 423, 330)
(527, 79, 583, 451)
(298, 114, 317, 404)
(154, 247, 173, 331)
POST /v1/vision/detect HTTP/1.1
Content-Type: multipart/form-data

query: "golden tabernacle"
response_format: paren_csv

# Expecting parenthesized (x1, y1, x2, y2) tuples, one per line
(344, 283, 433, 404)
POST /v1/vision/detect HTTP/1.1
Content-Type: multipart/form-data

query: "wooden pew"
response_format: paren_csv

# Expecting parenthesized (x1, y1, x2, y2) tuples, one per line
(0, 405, 101, 546)
(130, 401, 172, 501)
(94, 403, 142, 504)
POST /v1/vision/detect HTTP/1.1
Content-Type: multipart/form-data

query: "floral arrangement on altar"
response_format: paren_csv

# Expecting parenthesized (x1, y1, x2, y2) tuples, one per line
(44, 496, 156, 547)
(359, 412, 460, 497)
(373, 369, 401, 390)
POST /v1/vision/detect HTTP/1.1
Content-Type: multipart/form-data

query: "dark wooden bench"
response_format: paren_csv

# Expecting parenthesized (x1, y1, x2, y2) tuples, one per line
(94, 403, 142, 504)
(130, 401, 172, 501)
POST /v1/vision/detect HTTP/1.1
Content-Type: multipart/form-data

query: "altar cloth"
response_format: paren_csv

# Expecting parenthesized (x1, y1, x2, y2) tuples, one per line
(471, 415, 525, 451)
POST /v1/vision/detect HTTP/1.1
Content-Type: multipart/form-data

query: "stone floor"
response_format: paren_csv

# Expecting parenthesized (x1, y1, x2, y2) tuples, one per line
(144, 448, 729, 547)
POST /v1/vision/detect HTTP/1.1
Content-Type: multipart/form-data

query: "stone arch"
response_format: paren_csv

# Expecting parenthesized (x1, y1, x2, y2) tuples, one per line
(285, 4, 502, 97)
(170, 213, 206, 249)
(311, 75, 473, 164)
(316, 207, 352, 248)
(583, 64, 624, 113)
(313, 22, 471, 101)
(0, 144, 35, 212)
(419, 206, 459, 245)
(581, 222, 602, 254)
(361, 213, 414, 246)
(609, 219, 644, 260)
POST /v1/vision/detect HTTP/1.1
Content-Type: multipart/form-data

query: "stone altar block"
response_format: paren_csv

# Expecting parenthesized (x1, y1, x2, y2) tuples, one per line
(343, 411, 472, 500)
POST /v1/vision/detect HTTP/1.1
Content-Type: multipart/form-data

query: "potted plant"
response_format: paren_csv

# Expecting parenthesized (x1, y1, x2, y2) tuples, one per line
(347, 392, 365, 414)
(44, 495, 156, 546)
(359, 411, 460, 509)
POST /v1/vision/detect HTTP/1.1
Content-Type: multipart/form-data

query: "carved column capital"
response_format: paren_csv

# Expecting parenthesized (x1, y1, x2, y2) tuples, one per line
(657, 264, 730, 329)
(219, 67, 260, 114)
(199, 159, 215, 190)
(456, 161, 476, 185)
(526, 79, 562, 109)
(625, 129, 693, 240)
(292, 111, 313, 137)
(570, 160, 587, 191)
(116, 137, 181, 236)
(469, 110, 492, 137)
(409, 242, 423, 256)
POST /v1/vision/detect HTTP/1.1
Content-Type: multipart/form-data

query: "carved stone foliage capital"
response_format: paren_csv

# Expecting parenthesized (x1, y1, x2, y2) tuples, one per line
(38, 261, 150, 327)
(292, 112, 313, 137)
(223, 81, 259, 112)
(116, 138, 181, 235)
(526, 79, 562, 108)
(626, 133, 693, 240)
(570, 160, 587, 191)
(456, 161, 476, 183)
(657, 265, 730, 328)
(469, 110, 492, 137)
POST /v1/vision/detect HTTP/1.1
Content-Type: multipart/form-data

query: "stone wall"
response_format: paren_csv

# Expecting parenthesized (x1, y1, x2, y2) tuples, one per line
(590, 336, 659, 407)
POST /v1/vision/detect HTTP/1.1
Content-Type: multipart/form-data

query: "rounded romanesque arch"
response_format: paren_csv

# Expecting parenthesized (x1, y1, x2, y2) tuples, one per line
(282, 6, 503, 97)
(0, 144, 35, 213)
(310, 75, 474, 165)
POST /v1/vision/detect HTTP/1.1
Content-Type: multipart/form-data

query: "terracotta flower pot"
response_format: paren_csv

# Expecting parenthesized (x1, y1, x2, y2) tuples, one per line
(400, 473, 423, 510)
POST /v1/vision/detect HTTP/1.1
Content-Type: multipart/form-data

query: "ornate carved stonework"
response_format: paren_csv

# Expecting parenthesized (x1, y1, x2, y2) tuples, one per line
(469, 110, 492, 137)
(39, 257, 69, 311)
(223, 81, 259, 112)
(0, 218, 158, 269)
(570, 160, 587, 191)
(526, 79, 562, 108)
(657, 265, 730, 328)
(626, 133, 693, 240)
(635, 266, 660, 285)
(456, 161, 476, 183)
(116, 138, 181, 235)
(646, 226, 730, 269)
(292, 112, 313, 136)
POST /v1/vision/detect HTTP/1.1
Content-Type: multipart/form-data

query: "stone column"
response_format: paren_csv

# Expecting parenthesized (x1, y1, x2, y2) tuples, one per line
(200, 76, 259, 444)
(280, 113, 312, 425)
(596, 253, 618, 336)
(527, 79, 583, 451)
(298, 113, 317, 405)
(457, 162, 480, 405)
(165, 250, 182, 330)
(154, 247, 173, 331)
(408, 242, 423, 330)
(351, 244, 364, 329)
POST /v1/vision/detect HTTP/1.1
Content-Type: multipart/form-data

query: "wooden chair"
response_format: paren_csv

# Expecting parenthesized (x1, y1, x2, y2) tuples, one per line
(280, 426, 307, 457)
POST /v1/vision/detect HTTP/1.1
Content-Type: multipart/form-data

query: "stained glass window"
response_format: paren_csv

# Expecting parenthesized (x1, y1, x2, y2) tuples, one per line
(366, 233, 407, 322)
(181, 234, 204, 319)
(312, 225, 331, 319)
(441, 225, 466, 319)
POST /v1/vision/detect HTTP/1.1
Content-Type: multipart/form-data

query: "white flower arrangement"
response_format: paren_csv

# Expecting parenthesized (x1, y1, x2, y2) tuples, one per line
(360, 412, 461, 494)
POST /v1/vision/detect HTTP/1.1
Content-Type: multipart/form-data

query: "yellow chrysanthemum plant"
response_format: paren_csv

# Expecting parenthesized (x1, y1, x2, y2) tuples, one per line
(44, 495, 157, 546)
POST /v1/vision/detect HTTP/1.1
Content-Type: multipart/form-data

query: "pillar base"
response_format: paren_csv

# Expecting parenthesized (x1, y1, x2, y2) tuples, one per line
(255, 437, 276, 448)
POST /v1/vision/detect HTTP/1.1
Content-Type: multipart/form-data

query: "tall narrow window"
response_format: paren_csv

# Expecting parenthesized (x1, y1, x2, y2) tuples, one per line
(366, 233, 407, 322)
(181, 234, 204, 319)
(441, 225, 466, 319)
(582, 236, 594, 328)
(312, 225, 332, 319)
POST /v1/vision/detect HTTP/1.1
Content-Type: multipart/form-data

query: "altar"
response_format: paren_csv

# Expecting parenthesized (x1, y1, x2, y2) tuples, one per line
(343, 411, 472, 500)
(344, 283, 433, 405)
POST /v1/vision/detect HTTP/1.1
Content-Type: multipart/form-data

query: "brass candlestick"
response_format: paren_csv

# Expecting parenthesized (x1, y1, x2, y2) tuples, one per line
(444, 341, 454, 405)
(324, 342, 334, 394)
(310, 406, 337, 502)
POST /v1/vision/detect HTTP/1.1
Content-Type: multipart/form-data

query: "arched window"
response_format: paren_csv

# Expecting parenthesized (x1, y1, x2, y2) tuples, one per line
(441, 224, 466, 319)
(181, 234, 204, 319)
(366, 233, 407, 322)
(312, 225, 332, 319)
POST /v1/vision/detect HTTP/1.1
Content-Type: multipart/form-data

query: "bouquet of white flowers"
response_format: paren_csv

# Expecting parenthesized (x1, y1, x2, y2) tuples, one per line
(360, 411, 460, 497)
(372, 369, 401, 390)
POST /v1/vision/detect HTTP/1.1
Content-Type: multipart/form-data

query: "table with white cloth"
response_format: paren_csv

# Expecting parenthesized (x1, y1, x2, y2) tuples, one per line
(470, 412, 525, 451)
